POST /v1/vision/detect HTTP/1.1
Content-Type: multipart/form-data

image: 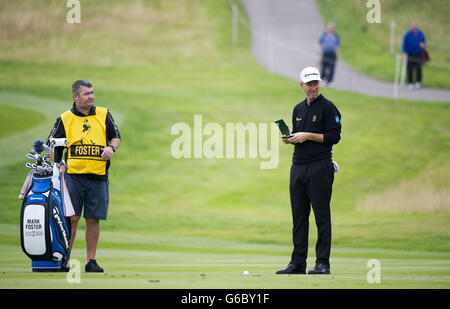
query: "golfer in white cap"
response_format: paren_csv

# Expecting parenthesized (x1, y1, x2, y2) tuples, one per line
(277, 66, 342, 275)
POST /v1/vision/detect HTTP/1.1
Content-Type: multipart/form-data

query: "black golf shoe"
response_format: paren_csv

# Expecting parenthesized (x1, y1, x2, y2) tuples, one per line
(85, 259, 104, 273)
(276, 263, 306, 274)
(308, 263, 330, 275)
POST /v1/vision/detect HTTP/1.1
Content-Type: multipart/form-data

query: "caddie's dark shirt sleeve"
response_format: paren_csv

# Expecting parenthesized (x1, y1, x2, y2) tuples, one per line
(46, 117, 66, 142)
(322, 104, 341, 145)
(106, 111, 121, 142)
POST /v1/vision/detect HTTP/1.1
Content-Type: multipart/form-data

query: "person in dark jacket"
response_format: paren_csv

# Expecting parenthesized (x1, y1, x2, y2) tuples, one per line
(402, 22, 426, 90)
(276, 67, 341, 275)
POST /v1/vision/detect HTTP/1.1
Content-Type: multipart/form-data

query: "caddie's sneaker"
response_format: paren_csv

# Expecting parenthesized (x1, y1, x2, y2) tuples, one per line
(85, 259, 104, 272)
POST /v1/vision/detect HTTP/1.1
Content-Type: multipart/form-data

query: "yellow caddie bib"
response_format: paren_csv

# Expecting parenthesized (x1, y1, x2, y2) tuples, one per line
(61, 107, 108, 175)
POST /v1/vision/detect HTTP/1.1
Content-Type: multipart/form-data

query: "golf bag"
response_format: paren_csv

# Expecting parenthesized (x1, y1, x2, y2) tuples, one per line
(20, 139, 72, 272)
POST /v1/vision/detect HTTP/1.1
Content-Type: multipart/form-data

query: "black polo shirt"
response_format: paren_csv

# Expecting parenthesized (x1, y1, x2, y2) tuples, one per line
(47, 103, 121, 180)
(291, 94, 341, 165)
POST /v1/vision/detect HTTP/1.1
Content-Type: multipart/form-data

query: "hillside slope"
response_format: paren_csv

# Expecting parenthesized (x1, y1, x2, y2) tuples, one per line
(0, 0, 448, 253)
(316, 0, 450, 89)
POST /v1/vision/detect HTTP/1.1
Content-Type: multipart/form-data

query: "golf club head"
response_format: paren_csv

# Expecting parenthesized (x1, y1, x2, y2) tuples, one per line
(33, 140, 45, 154)
(332, 160, 339, 173)
(43, 144, 50, 155)
(26, 153, 37, 160)
(25, 163, 38, 170)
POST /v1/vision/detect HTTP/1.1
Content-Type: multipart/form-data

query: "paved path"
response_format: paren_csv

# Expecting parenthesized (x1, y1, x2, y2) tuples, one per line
(241, 0, 450, 102)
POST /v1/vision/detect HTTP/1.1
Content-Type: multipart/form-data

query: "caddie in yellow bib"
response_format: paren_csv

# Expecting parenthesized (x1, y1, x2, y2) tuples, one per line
(61, 107, 108, 175)
(47, 80, 121, 273)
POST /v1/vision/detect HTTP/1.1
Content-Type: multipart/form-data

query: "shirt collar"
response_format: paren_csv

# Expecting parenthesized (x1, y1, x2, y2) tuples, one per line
(304, 94, 323, 107)
(71, 102, 96, 116)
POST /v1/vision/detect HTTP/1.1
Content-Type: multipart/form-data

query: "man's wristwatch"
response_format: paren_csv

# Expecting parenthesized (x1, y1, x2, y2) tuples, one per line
(110, 145, 117, 153)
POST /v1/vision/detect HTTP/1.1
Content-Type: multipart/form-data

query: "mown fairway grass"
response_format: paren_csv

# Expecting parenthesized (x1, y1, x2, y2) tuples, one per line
(1, 229, 450, 289)
(0, 0, 449, 289)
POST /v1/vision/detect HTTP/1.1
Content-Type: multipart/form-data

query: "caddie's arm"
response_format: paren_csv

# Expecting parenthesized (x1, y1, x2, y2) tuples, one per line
(46, 117, 66, 162)
(101, 111, 122, 161)
(101, 138, 121, 161)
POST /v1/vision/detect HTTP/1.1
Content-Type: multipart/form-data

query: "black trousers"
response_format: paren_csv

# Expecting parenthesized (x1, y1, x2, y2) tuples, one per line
(321, 52, 337, 83)
(289, 159, 334, 266)
(407, 57, 422, 84)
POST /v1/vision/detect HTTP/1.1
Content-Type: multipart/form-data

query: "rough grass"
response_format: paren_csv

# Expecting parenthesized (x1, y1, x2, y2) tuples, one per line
(358, 162, 450, 213)
(0, 0, 218, 66)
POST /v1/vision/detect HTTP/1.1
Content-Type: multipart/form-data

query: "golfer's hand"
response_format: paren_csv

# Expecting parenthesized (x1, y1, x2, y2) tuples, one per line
(101, 146, 114, 161)
(287, 132, 310, 144)
(281, 135, 291, 144)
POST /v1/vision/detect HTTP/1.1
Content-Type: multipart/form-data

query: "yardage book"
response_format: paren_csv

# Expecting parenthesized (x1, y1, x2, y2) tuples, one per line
(275, 119, 293, 138)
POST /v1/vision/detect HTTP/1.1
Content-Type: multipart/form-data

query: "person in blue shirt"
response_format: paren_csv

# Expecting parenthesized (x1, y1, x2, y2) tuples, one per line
(402, 22, 426, 89)
(316, 23, 341, 87)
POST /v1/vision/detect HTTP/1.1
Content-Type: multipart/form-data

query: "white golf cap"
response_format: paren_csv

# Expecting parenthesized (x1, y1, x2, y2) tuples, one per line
(299, 66, 322, 83)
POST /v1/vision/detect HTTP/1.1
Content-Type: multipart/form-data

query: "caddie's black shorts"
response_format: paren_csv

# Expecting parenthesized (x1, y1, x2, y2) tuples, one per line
(64, 173, 109, 220)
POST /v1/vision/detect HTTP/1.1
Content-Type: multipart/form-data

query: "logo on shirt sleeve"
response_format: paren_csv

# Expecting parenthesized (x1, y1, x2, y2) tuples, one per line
(335, 115, 340, 123)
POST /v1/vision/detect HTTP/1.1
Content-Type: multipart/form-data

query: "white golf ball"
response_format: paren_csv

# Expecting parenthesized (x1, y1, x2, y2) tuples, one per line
(243, 270, 249, 276)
